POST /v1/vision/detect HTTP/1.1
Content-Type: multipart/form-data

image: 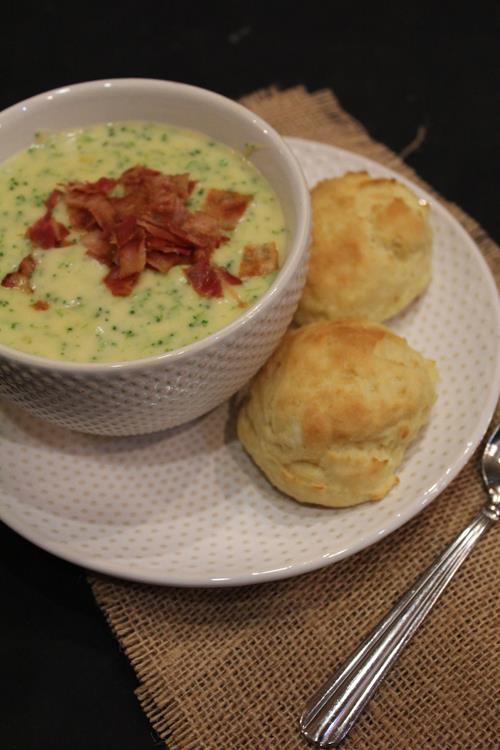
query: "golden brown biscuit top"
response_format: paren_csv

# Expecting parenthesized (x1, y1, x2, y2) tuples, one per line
(295, 172, 432, 324)
(311, 172, 430, 268)
(252, 319, 437, 447)
(312, 171, 429, 238)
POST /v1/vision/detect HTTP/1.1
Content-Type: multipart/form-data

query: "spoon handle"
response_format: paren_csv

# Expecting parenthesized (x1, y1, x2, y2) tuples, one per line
(300, 509, 494, 748)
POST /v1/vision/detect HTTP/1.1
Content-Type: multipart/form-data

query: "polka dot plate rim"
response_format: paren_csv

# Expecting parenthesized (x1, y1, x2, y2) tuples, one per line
(1, 137, 499, 587)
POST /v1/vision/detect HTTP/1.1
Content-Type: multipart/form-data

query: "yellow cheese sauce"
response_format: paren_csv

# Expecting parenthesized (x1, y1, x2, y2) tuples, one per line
(0, 122, 286, 362)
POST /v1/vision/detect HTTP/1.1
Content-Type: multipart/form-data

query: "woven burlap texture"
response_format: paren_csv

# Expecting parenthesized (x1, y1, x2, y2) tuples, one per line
(91, 86, 500, 750)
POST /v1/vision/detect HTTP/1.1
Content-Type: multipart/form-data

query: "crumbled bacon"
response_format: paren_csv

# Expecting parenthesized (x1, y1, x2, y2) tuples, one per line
(146, 251, 186, 274)
(65, 188, 116, 236)
(114, 216, 138, 248)
(1, 253, 51, 311)
(138, 219, 193, 252)
(115, 166, 193, 223)
(25, 186, 70, 250)
(203, 189, 252, 230)
(239, 242, 279, 278)
(218, 267, 242, 285)
(45, 189, 64, 212)
(181, 211, 228, 250)
(1, 271, 31, 292)
(18, 254, 37, 278)
(82, 229, 114, 267)
(27, 213, 70, 249)
(1, 253, 37, 292)
(116, 233, 146, 278)
(218, 267, 245, 307)
(185, 261, 244, 298)
(104, 267, 140, 296)
(32, 300, 50, 311)
(185, 260, 223, 297)
(5, 166, 260, 299)
(67, 176, 117, 196)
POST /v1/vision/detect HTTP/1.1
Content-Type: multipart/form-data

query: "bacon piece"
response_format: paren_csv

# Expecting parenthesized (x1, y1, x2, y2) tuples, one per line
(45, 189, 63, 212)
(27, 213, 70, 249)
(146, 173, 195, 213)
(146, 251, 187, 273)
(82, 229, 114, 267)
(117, 167, 192, 224)
(19, 255, 37, 277)
(32, 300, 50, 311)
(185, 260, 223, 298)
(120, 166, 194, 200)
(87, 194, 116, 233)
(144, 235, 191, 255)
(26, 185, 70, 249)
(117, 191, 182, 225)
(171, 211, 229, 259)
(91, 177, 117, 194)
(120, 165, 161, 186)
(180, 211, 228, 251)
(66, 204, 94, 231)
(114, 216, 138, 247)
(203, 189, 252, 230)
(218, 267, 242, 285)
(65, 190, 116, 236)
(138, 219, 192, 251)
(216, 265, 244, 307)
(141, 212, 226, 255)
(239, 242, 279, 278)
(1, 253, 37, 292)
(66, 176, 117, 195)
(151, 192, 188, 225)
(1, 272, 31, 291)
(64, 177, 117, 232)
(104, 267, 140, 296)
(116, 234, 146, 278)
(170, 173, 196, 199)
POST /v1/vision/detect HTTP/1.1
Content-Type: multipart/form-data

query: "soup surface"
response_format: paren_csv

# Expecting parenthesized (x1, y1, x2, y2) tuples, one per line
(0, 121, 286, 362)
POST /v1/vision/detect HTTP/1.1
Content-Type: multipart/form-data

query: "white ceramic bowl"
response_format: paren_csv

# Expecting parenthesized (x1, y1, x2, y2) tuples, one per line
(0, 79, 310, 435)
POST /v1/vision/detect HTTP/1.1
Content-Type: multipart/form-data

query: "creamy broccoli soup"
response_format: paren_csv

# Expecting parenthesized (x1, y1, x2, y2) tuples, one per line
(0, 122, 286, 362)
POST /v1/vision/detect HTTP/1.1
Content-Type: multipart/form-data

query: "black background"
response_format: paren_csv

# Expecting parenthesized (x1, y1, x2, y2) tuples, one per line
(2, 3, 498, 749)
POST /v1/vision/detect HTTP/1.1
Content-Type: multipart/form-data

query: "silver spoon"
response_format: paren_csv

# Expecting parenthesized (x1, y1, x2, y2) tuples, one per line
(300, 423, 500, 748)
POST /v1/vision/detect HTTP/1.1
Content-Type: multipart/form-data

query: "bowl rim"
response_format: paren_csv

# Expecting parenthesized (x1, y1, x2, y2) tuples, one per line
(0, 78, 311, 372)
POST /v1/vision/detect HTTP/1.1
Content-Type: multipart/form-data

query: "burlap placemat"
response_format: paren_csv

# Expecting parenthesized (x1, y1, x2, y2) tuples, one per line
(90, 87, 500, 750)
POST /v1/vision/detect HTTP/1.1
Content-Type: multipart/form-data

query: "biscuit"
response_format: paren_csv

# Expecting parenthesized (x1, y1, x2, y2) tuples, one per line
(295, 172, 432, 325)
(237, 319, 437, 507)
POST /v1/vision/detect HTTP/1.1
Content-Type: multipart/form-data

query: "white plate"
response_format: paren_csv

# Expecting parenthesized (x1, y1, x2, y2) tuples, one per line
(1, 138, 499, 587)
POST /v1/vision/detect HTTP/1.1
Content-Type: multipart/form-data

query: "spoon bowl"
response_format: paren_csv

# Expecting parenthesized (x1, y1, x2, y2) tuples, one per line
(481, 424, 500, 519)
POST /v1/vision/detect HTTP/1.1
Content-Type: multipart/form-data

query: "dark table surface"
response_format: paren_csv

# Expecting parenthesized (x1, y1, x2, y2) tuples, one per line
(2, 3, 498, 749)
